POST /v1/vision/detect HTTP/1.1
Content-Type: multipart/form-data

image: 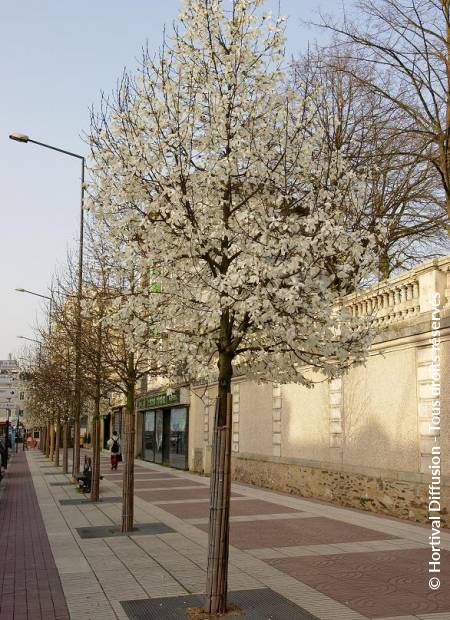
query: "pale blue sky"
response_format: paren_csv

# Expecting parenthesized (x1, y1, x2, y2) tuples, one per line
(1, 0, 342, 359)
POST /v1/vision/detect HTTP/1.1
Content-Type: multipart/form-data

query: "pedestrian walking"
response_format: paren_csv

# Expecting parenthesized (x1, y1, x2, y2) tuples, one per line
(107, 431, 121, 470)
(0, 438, 7, 475)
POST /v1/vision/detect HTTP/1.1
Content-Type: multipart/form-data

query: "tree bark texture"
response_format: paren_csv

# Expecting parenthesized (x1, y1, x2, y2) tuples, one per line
(90, 408, 101, 502)
(49, 422, 55, 462)
(121, 354, 136, 533)
(72, 419, 81, 482)
(62, 422, 69, 474)
(204, 351, 233, 614)
(54, 419, 60, 467)
(46, 422, 51, 458)
(91, 317, 103, 502)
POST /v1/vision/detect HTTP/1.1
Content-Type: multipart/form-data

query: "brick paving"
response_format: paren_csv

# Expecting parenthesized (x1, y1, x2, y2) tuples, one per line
(136, 487, 243, 502)
(268, 549, 450, 617)
(196, 515, 399, 550)
(0, 451, 70, 620)
(158, 497, 301, 519)
(21, 448, 450, 619)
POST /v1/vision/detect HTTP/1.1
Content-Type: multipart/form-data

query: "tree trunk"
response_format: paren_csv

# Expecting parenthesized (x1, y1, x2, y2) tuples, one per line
(91, 316, 103, 502)
(204, 350, 233, 615)
(445, 1, 450, 220)
(46, 422, 51, 458)
(41, 426, 46, 453)
(72, 419, 81, 482)
(121, 354, 136, 533)
(62, 422, 69, 474)
(54, 419, 61, 467)
(378, 251, 390, 280)
(49, 422, 55, 462)
(90, 404, 101, 502)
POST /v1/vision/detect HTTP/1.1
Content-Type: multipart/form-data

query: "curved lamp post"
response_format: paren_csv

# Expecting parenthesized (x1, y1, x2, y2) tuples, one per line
(17, 335, 43, 356)
(10, 132, 85, 478)
(15, 288, 53, 333)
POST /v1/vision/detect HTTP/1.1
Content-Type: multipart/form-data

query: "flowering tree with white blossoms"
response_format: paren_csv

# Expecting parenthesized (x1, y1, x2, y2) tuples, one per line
(88, 0, 381, 613)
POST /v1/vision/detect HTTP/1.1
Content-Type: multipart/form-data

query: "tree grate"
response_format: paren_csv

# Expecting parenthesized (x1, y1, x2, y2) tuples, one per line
(120, 588, 319, 619)
(76, 522, 174, 539)
(60, 496, 122, 505)
(42, 472, 67, 476)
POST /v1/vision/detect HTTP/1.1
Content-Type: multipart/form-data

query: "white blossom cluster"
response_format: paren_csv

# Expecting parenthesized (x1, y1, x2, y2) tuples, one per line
(87, 0, 380, 388)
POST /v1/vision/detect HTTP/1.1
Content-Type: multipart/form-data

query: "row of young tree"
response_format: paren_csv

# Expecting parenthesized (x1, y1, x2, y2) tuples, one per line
(23, 1, 449, 615)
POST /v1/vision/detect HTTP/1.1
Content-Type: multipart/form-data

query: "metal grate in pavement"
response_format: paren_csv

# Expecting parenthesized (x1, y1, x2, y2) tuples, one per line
(120, 588, 318, 619)
(60, 496, 122, 505)
(76, 522, 174, 539)
(42, 472, 67, 476)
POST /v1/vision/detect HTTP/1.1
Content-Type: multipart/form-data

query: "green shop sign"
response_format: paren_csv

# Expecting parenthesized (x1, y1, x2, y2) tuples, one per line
(136, 389, 180, 411)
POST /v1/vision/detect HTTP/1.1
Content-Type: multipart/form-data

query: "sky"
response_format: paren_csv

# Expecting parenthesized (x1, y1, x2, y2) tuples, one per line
(0, 0, 341, 360)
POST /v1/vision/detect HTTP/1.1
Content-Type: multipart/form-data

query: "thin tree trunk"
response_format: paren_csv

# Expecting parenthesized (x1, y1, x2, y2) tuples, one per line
(378, 251, 390, 280)
(72, 419, 81, 482)
(54, 419, 61, 467)
(90, 405, 101, 502)
(204, 350, 233, 614)
(91, 313, 103, 502)
(46, 422, 51, 458)
(445, 1, 450, 220)
(62, 422, 69, 474)
(121, 354, 136, 533)
(41, 426, 46, 453)
(49, 422, 55, 462)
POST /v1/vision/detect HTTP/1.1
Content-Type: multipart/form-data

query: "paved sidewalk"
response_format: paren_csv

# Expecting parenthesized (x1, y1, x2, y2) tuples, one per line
(0, 451, 70, 620)
(28, 449, 450, 620)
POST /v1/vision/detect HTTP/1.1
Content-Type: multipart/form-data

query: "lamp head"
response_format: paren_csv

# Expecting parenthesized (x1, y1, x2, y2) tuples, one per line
(15, 288, 25, 292)
(9, 133, 29, 143)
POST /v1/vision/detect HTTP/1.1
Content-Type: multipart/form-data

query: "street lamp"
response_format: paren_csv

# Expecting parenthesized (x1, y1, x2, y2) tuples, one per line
(15, 288, 54, 333)
(17, 336, 43, 355)
(10, 131, 85, 478)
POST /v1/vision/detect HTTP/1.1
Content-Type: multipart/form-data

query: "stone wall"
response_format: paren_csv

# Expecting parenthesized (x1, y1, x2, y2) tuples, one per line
(231, 454, 449, 528)
(178, 256, 450, 526)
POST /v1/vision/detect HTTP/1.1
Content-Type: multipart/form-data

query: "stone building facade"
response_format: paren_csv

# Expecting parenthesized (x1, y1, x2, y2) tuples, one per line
(138, 256, 450, 526)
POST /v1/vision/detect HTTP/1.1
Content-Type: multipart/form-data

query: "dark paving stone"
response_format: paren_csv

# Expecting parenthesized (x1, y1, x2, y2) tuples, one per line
(121, 479, 205, 490)
(40, 464, 62, 468)
(104, 472, 178, 480)
(76, 522, 174, 539)
(196, 516, 399, 550)
(49, 482, 73, 487)
(137, 488, 242, 502)
(158, 498, 302, 520)
(42, 472, 67, 476)
(120, 588, 318, 619)
(268, 548, 450, 618)
(60, 496, 122, 505)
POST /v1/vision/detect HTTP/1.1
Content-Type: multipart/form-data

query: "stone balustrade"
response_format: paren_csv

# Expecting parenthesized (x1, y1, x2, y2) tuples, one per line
(345, 256, 450, 327)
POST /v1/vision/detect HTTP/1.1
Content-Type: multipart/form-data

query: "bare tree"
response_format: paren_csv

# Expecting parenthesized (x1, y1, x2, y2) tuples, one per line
(295, 48, 448, 277)
(317, 0, 450, 227)
(81, 217, 162, 529)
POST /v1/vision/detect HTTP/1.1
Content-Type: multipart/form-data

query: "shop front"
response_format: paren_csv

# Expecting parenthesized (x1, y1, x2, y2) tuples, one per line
(137, 388, 189, 470)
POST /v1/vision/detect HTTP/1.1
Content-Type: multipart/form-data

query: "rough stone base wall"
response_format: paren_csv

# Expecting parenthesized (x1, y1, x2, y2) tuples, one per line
(192, 448, 203, 473)
(231, 455, 449, 528)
